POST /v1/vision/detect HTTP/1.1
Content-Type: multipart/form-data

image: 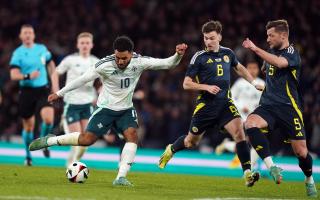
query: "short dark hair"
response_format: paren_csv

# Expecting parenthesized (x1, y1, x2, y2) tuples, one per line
(113, 35, 134, 52)
(202, 20, 222, 34)
(21, 24, 34, 29)
(266, 19, 289, 34)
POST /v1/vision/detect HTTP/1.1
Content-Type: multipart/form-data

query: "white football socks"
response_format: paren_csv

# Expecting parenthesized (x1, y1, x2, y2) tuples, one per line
(66, 146, 88, 167)
(116, 142, 137, 180)
(250, 148, 259, 169)
(66, 146, 76, 167)
(47, 132, 80, 146)
(74, 146, 88, 161)
(306, 176, 315, 184)
(263, 156, 275, 169)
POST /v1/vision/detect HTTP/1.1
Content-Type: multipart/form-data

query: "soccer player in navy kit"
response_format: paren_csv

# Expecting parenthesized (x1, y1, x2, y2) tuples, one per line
(243, 19, 317, 197)
(9, 24, 58, 166)
(159, 20, 264, 187)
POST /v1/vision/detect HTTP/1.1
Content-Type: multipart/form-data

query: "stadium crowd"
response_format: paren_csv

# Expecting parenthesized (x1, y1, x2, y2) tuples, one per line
(0, 0, 319, 155)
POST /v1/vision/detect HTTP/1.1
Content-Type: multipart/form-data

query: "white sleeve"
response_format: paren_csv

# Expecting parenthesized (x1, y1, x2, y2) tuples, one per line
(231, 79, 245, 109)
(57, 67, 100, 97)
(142, 53, 183, 70)
(56, 57, 70, 74)
(231, 79, 241, 101)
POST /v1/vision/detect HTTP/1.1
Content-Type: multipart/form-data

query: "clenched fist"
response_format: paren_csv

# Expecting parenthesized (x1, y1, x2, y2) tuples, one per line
(176, 43, 188, 56)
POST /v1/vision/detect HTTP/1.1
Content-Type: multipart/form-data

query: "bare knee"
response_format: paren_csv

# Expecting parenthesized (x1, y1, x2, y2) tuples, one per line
(244, 115, 267, 129)
(244, 120, 258, 129)
(293, 145, 308, 158)
(23, 124, 34, 132)
(42, 118, 53, 124)
(123, 128, 138, 143)
(40, 107, 54, 124)
(295, 149, 308, 158)
(232, 128, 245, 142)
(184, 135, 200, 148)
(22, 118, 35, 132)
(79, 133, 97, 146)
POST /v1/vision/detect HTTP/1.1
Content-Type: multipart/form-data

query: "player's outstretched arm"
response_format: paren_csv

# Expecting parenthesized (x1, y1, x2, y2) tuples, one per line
(176, 43, 188, 56)
(183, 76, 221, 94)
(234, 63, 265, 91)
(55, 68, 99, 99)
(242, 38, 288, 68)
(143, 43, 188, 70)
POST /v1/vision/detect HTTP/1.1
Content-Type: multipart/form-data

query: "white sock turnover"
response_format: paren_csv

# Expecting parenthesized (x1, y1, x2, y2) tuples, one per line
(305, 176, 315, 184)
(263, 156, 275, 169)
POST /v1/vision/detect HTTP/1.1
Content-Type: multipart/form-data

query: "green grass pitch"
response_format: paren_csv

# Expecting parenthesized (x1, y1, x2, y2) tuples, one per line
(0, 164, 316, 200)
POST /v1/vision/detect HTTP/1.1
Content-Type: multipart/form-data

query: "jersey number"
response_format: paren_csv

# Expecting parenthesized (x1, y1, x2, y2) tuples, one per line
(217, 64, 223, 76)
(121, 78, 130, 88)
(269, 65, 275, 76)
(294, 118, 302, 130)
(229, 105, 240, 117)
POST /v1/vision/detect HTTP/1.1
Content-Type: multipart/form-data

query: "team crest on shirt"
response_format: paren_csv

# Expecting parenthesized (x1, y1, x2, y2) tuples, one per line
(192, 126, 198, 133)
(223, 55, 229, 63)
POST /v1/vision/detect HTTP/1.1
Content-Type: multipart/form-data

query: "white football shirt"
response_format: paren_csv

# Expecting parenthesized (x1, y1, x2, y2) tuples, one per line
(57, 52, 182, 111)
(231, 77, 265, 119)
(56, 53, 99, 104)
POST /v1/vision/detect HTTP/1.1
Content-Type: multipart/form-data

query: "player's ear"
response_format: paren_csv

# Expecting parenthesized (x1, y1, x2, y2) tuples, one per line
(218, 34, 222, 42)
(282, 32, 288, 40)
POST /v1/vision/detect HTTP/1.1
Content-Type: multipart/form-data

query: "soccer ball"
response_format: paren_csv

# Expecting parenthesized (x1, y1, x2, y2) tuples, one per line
(66, 161, 89, 183)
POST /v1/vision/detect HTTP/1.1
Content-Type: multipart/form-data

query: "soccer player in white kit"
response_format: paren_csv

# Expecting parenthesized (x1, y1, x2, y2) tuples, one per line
(29, 35, 188, 186)
(53, 32, 99, 166)
(215, 61, 265, 169)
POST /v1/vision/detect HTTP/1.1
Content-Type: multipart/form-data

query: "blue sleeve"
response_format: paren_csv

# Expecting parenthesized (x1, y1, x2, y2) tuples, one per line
(229, 50, 239, 68)
(9, 50, 21, 68)
(185, 54, 201, 78)
(281, 47, 300, 68)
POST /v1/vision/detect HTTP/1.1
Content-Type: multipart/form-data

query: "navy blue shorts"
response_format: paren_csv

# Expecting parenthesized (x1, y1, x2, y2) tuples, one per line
(252, 104, 306, 140)
(86, 107, 138, 136)
(189, 99, 240, 135)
